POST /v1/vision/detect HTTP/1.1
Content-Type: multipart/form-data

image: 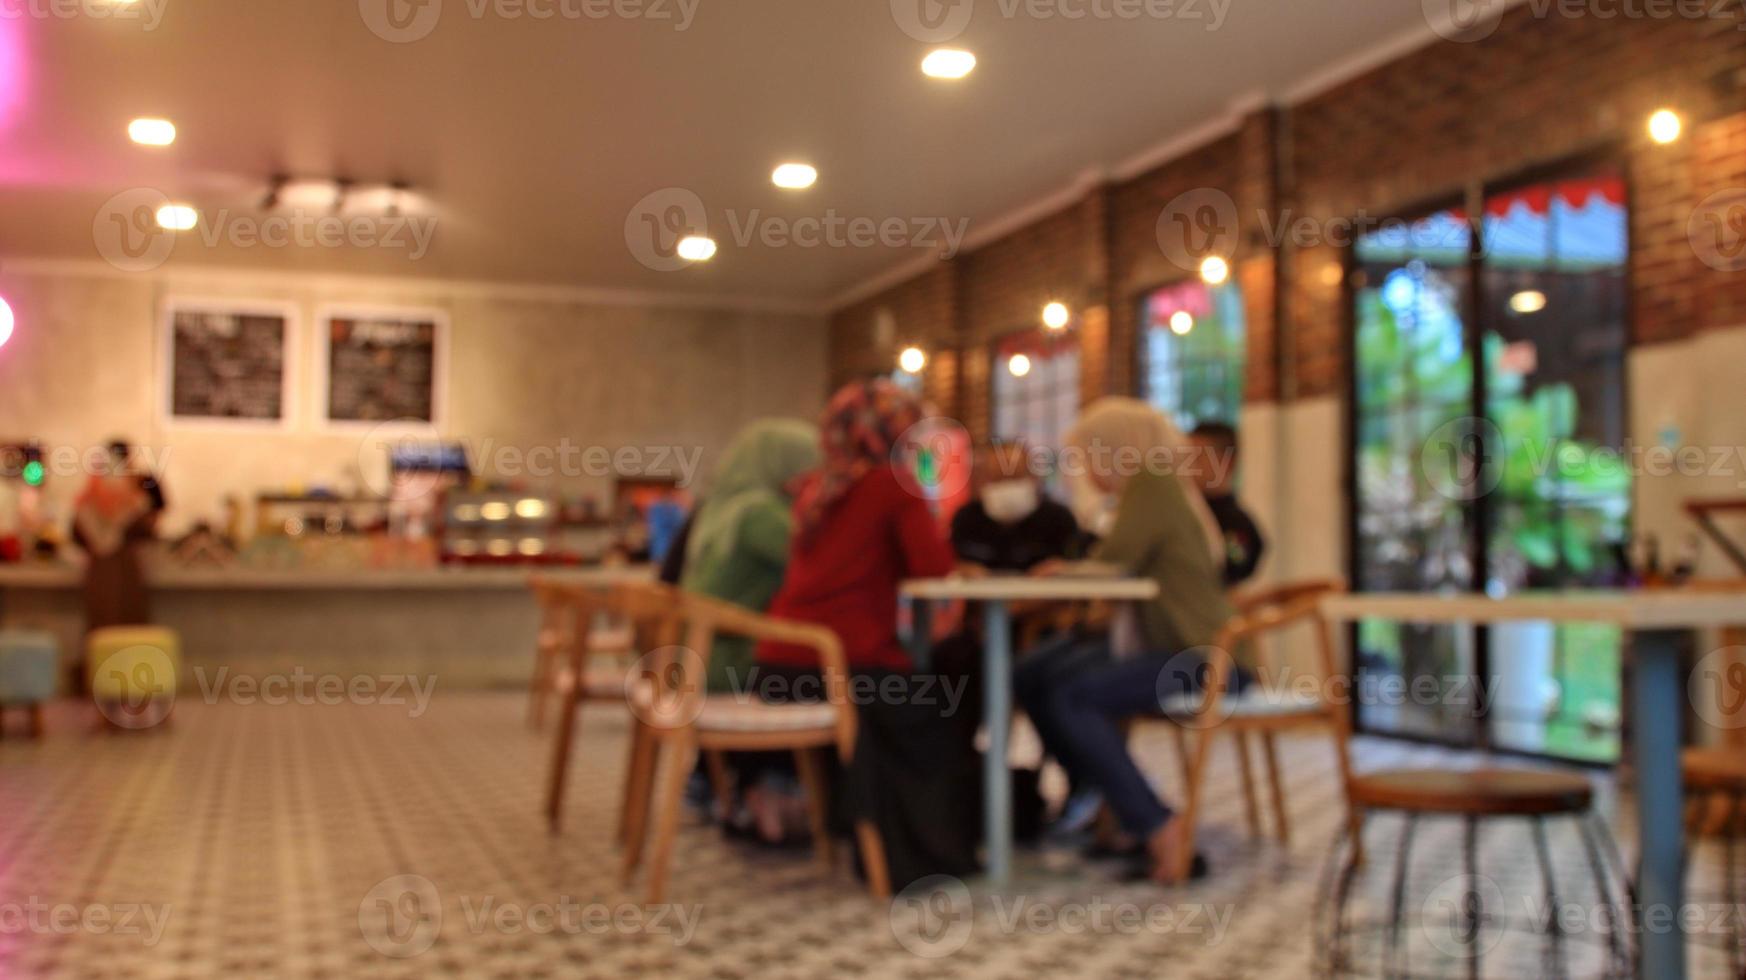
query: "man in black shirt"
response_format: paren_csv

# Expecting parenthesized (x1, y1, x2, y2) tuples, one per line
(1188, 422, 1265, 585)
(950, 442, 1080, 573)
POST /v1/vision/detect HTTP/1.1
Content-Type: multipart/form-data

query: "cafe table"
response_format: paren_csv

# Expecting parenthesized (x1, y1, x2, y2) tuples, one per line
(899, 574, 1160, 886)
(1320, 589, 1746, 980)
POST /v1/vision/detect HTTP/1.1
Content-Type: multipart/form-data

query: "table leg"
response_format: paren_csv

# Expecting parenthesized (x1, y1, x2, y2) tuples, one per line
(903, 598, 933, 671)
(983, 600, 1012, 886)
(1632, 628, 1686, 980)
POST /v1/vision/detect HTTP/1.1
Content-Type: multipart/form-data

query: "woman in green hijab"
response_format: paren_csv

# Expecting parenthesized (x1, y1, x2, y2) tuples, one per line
(680, 418, 821, 693)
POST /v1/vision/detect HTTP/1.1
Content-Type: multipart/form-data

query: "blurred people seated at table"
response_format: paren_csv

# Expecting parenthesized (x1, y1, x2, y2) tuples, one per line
(1014, 397, 1232, 884)
(677, 419, 819, 838)
(1187, 421, 1265, 586)
(950, 441, 1079, 573)
(753, 379, 978, 888)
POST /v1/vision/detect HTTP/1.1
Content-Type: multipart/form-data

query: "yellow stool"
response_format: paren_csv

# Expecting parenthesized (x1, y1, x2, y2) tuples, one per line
(86, 625, 181, 731)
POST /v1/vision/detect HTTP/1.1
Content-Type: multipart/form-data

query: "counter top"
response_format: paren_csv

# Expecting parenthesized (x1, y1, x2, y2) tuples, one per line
(0, 563, 653, 592)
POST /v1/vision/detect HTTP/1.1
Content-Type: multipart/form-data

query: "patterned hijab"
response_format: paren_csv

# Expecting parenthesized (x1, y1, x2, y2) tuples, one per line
(794, 379, 926, 543)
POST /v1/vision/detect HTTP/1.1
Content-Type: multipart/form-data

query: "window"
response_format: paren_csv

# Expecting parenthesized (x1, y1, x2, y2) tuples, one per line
(990, 330, 1079, 449)
(1140, 280, 1246, 431)
(1349, 165, 1630, 763)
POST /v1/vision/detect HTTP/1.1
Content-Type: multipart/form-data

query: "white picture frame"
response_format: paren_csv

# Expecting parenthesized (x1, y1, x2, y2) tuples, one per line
(158, 296, 298, 430)
(314, 303, 449, 432)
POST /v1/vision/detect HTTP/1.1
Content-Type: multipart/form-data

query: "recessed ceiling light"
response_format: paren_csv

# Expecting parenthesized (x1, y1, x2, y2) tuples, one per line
(676, 235, 717, 262)
(1008, 353, 1032, 378)
(772, 163, 818, 190)
(128, 117, 176, 146)
(155, 204, 197, 230)
(921, 48, 976, 80)
(898, 345, 927, 374)
(1169, 311, 1194, 336)
(1647, 108, 1681, 145)
(1508, 289, 1548, 314)
(1199, 255, 1230, 285)
(1041, 302, 1070, 330)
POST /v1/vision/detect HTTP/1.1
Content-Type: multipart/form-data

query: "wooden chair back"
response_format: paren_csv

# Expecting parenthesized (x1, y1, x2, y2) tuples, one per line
(1187, 578, 1347, 727)
(634, 589, 858, 757)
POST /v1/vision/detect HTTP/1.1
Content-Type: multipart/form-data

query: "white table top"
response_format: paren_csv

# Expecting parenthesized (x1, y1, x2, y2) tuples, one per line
(1323, 590, 1746, 629)
(0, 562, 653, 592)
(901, 575, 1159, 602)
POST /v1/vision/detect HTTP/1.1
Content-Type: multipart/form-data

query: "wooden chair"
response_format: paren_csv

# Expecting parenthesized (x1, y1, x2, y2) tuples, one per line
(613, 585, 892, 904)
(1138, 578, 1358, 875)
(1316, 767, 1630, 978)
(540, 581, 659, 840)
(526, 576, 635, 731)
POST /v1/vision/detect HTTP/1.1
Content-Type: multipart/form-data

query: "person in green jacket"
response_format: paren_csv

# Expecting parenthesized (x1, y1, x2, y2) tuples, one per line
(680, 418, 821, 693)
(1015, 397, 1234, 884)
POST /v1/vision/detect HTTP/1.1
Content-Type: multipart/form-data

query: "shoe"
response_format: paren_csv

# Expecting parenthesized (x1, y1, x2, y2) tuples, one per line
(1045, 789, 1104, 840)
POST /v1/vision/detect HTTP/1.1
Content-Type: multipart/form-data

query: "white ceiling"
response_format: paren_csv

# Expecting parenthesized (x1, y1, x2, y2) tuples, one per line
(0, 0, 1441, 309)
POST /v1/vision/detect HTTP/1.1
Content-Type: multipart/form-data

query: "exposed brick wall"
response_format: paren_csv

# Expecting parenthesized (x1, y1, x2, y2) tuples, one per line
(1692, 109, 1746, 331)
(1107, 133, 1246, 400)
(827, 262, 956, 392)
(1286, 5, 1746, 396)
(827, 5, 1746, 407)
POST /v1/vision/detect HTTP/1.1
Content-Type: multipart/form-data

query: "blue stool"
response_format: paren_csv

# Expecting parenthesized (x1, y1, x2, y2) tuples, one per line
(0, 629, 60, 737)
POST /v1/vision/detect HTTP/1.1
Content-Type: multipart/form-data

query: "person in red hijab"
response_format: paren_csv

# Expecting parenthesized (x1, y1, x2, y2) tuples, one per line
(748, 380, 977, 889)
(755, 378, 957, 673)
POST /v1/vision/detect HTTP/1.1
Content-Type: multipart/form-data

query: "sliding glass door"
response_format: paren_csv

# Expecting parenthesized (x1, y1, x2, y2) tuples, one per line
(1349, 162, 1631, 762)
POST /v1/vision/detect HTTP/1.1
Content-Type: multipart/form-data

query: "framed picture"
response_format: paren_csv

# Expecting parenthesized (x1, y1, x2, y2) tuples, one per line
(160, 298, 296, 427)
(317, 305, 448, 428)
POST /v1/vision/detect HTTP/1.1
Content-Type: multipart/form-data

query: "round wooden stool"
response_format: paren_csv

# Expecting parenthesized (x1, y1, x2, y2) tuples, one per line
(1682, 747, 1746, 977)
(1315, 767, 1633, 979)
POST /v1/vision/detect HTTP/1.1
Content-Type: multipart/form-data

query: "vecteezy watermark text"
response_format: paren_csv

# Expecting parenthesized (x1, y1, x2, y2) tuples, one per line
(94, 189, 439, 274)
(358, 874, 701, 958)
(0, 899, 172, 947)
(358, 0, 700, 43)
(888, 875, 1235, 958)
(890, 0, 1231, 43)
(193, 667, 437, 718)
(0, 0, 168, 29)
(1423, 0, 1746, 43)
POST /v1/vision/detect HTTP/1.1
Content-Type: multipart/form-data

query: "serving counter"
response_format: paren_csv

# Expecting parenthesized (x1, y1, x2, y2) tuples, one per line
(0, 562, 651, 690)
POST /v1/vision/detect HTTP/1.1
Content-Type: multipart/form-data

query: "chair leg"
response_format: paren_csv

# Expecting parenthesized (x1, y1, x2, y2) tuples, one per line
(1262, 733, 1291, 845)
(855, 820, 892, 900)
(1176, 725, 1216, 880)
(643, 733, 699, 905)
(1234, 731, 1262, 839)
(1327, 718, 1364, 867)
(794, 747, 834, 872)
(543, 682, 584, 832)
(1172, 726, 1193, 799)
(527, 646, 552, 730)
(620, 731, 662, 883)
(618, 720, 656, 845)
(704, 750, 735, 822)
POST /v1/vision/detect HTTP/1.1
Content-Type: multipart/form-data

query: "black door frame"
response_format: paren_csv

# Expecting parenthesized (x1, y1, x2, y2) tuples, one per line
(1341, 144, 1632, 763)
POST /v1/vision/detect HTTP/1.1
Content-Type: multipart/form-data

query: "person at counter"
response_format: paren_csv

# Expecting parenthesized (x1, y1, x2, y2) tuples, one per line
(70, 441, 166, 692)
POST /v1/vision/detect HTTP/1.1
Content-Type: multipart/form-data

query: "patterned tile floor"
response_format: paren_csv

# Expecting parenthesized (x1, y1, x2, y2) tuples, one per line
(0, 693, 1738, 978)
